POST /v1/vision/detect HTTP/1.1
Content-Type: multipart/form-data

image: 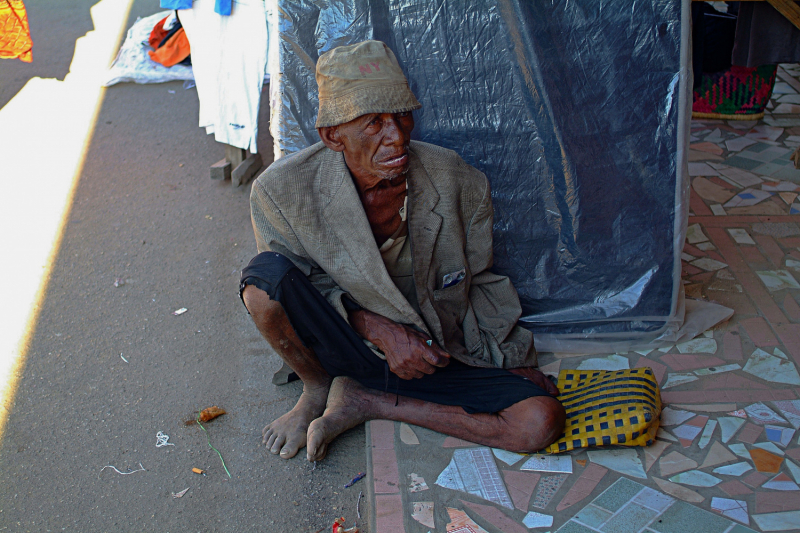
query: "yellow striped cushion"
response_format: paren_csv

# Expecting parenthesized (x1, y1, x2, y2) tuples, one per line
(545, 367, 662, 454)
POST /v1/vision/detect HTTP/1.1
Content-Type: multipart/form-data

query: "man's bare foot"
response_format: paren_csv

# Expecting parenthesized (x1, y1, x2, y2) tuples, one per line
(306, 377, 373, 462)
(263, 382, 330, 459)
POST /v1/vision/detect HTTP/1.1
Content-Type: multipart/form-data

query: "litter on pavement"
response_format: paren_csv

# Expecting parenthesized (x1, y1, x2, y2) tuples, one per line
(99, 463, 145, 479)
(155, 431, 174, 447)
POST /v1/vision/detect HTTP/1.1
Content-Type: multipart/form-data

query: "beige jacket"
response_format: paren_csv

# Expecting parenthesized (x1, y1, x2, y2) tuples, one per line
(250, 140, 536, 369)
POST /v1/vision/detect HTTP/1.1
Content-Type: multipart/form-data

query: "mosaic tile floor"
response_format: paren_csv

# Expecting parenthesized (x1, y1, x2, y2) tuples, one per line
(364, 64, 800, 532)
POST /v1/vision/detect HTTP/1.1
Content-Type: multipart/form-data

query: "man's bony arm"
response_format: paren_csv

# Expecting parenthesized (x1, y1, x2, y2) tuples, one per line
(347, 308, 450, 380)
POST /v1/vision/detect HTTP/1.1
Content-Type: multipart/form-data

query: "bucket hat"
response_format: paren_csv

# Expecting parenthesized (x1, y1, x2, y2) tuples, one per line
(315, 40, 421, 128)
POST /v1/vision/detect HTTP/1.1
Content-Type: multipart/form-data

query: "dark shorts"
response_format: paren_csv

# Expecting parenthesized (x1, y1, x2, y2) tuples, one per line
(240, 252, 553, 414)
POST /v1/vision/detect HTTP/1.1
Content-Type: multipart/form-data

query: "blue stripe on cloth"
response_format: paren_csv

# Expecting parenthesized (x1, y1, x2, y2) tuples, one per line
(159, 0, 233, 16)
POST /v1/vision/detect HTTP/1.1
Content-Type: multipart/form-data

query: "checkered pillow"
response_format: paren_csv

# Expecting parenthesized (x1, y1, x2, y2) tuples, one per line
(545, 368, 662, 454)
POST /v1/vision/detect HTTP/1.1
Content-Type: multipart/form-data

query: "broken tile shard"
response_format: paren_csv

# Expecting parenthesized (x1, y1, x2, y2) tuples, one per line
(676, 337, 718, 353)
(556, 463, 607, 512)
(727, 228, 756, 245)
(753, 510, 800, 531)
(711, 497, 749, 525)
(737, 422, 764, 443)
(644, 439, 671, 472)
(762, 473, 800, 491)
(773, 400, 800, 429)
(765, 425, 797, 448)
(726, 136, 757, 152)
(522, 511, 553, 529)
(491, 448, 526, 466)
(698, 419, 717, 449)
(745, 402, 788, 425)
(701, 441, 737, 468)
(399, 423, 420, 445)
(461, 500, 527, 533)
(729, 443, 751, 459)
(435, 447, 514, 509)
(754, 441, 785, 456)
(669, 470, 722, 487)
(575, 354, 629, 371)
(445, 507, 489, 533)
(713, 462, 753, 476)
(673, 415, 709, 447)
(409, 473, 429, 493)
(662, 373, 699, 389)
(689, 164, 720, 178)
(502, 470, 539, 511)
(694, 363, 741, 376)
(411, 502, 434, 528)
(756, 270, 800, 291)
(724, 188, 774, 208)
(694, 177, 736, 203)
(718, 480, 753, 497)
(687, 223, 710, 244)
(520, 454, 572, 474)
(652, 477, 705, 503)
(531, 474, 567, 509)
(786, 459, 800, 484)
(588, 448, 646, 479)
(718, 417, 746, 443)
(659, 451, 698, 477)
(750, 448, 784, 473)
(660, 407, 696, 426)
(657, 428, 678, 442)
(743, 349, 800, 386)
(743, 471, 769, 488)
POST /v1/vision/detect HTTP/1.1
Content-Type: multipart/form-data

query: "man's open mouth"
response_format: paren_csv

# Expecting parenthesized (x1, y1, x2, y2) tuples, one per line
(381, 153, 408, 167)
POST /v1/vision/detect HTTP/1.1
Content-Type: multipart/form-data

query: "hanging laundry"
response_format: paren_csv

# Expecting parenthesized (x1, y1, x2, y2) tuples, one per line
(160, 0, 232, 17)
(179, 0, 267, 153)
(148, 15, 191, 68)
(148, 15, 170, 49)
(162, 11, 179, 31)
(0, 0, 32, 62)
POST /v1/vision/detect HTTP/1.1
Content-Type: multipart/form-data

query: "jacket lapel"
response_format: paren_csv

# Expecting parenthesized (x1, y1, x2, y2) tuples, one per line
(321, 149, 427, 330)
(406, 151, 443, 333)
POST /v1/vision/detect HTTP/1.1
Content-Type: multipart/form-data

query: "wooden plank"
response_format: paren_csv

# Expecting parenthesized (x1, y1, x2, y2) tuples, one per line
(231, 153, 263, 187)
(210, 158, 231, 180)
(223, 144, 246, 167)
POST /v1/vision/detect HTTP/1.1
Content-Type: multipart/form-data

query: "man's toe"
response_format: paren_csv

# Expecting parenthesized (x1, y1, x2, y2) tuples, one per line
(279, 438, 303, 459)
(269, 434, 285, 454)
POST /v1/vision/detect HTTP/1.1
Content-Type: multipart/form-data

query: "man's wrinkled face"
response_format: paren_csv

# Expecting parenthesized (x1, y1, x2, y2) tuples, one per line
(333, 112, 415, 183)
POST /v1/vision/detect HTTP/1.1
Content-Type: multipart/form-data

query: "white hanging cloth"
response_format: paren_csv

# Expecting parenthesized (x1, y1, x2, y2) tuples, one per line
(179, 0, 267, 153)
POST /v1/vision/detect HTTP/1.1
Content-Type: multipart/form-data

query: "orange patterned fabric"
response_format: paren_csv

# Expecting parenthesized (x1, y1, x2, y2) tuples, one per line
(0, 0, 32, 62)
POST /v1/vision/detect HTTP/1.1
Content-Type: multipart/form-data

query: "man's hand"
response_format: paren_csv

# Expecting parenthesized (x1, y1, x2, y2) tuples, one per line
(348, 309, 450, 380)
(508, 367, 560, 397)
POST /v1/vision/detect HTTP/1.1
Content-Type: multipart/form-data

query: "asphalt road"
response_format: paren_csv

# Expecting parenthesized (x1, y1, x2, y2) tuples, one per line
(0, 1, 367, 531)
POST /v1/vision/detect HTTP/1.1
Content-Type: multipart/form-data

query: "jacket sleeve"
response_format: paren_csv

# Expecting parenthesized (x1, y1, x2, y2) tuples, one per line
(249, 179, 352, 320)
(464, 178, 537, 369)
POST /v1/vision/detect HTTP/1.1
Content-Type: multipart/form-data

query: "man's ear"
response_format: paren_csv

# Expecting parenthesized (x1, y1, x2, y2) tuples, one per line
(318, 126, 345, 152)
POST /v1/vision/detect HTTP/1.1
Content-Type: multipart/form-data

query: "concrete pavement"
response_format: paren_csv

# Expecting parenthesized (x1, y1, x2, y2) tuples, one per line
(0, 1, 367, 531)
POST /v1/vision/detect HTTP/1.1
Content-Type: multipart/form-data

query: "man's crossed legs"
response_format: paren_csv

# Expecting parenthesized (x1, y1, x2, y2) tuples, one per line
(240, 252, 566, 461)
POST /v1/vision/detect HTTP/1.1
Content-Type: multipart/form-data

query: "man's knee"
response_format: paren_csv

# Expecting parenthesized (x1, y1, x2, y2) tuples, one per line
(505, 396, 566, 452)
(242, 284, 283, 325)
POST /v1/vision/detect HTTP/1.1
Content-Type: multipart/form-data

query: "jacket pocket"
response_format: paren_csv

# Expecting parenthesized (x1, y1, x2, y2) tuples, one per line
(433, 281, 469, 356)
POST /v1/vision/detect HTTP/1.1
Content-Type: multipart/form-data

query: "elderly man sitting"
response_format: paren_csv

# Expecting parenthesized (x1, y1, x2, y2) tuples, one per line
(240, 40, 565, 462)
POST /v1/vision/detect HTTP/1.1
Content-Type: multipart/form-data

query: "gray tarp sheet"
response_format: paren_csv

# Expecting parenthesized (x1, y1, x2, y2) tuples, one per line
(268, 0, 697, 352)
